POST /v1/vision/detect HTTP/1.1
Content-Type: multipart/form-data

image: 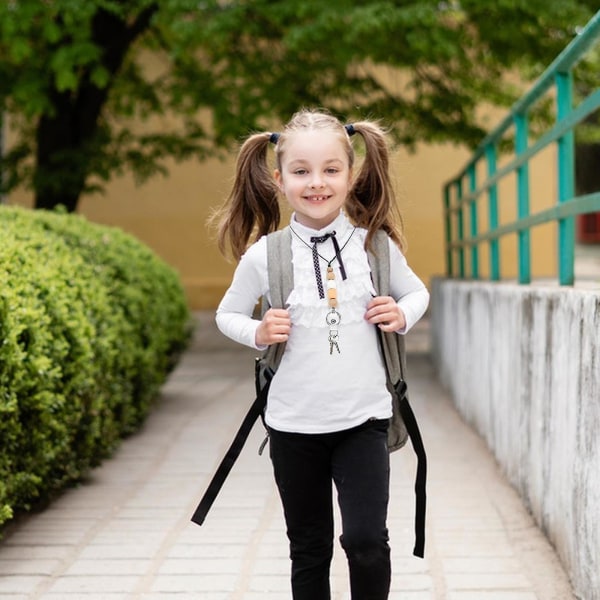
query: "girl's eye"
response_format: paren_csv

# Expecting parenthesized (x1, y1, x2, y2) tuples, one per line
(294, 169, 307, 175)
(326, 168, 339, 174)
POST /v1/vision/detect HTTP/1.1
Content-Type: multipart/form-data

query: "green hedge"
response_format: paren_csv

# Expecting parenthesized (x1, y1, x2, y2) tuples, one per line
(0, 206, 191, 527)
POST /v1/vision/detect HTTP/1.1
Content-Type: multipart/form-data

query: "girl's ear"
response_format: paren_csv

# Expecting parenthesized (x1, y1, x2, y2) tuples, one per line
(347, 166, 354, 189)
(274, 169, 283, 191)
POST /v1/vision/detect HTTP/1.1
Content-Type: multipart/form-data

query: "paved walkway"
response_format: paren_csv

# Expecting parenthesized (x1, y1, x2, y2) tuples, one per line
(0, 313, 577, 599)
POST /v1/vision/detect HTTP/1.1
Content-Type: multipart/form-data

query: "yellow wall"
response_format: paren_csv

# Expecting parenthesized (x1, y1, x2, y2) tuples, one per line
(7, 137, 558, 308)
(80, 155, 235, 309)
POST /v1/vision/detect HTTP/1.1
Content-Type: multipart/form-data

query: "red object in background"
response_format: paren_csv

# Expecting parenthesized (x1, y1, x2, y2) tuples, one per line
(577, 213, 600, 243)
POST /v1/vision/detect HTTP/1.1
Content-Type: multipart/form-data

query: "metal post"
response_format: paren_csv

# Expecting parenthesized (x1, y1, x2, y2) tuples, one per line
(485, 144, 500, 280)
(444, 184, 453, 277)
(456, 178, 465, 278)
(556, 71, 575, 285)
(514, 113, 531, 284)
(468, 164, 479, 279)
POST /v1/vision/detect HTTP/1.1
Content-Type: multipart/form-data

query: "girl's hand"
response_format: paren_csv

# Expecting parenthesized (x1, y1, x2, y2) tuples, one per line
(365, 296, 406, 332)
(256, 308, 291, 346)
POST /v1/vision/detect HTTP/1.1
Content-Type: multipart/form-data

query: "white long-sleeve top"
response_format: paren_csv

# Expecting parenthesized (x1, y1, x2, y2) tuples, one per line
(216, 211, 429, 434)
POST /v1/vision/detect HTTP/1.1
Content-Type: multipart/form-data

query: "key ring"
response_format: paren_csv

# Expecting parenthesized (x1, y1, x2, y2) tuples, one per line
(326, 309, 341, 326)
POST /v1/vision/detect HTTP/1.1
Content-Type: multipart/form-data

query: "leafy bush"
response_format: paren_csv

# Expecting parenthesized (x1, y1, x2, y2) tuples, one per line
(0, 206, 191, 527)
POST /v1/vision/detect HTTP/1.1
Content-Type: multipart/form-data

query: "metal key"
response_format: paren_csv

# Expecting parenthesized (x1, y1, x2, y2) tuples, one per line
(326, 309, 341, 355)
(329, 330, 340, 354)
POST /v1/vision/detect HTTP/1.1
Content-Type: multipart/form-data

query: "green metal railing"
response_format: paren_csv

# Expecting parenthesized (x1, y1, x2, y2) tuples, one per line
(443, 11, 600, 285)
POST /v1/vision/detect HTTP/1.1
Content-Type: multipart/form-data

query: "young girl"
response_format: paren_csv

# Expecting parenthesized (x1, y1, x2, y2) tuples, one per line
(212, 109, 429, 600)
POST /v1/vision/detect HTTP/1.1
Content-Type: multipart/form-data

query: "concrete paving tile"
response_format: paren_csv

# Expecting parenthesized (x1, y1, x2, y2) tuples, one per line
(33, 509, 110, 524)
(388, 593, 435, 600)
(255, 541, 289, 557)
(115, 505, 182, 520)
(7, 516, 94, 532)
(442, 556, 522, 573)
(256, 529, 288, 545)
(431, 504, 501, 519)
(0, 575, 46, 594)
(148, 574, 236, 593)
(40, 595, 129, 600)
(156, 557, 243, 575)
(389, 573, 434, 591)
(62, 559, 152, 576)
(435, 534, 515, 556)
(247, 574, 294, 592)
(447, 572, 532, 590)
(78, 544, 161, 560)
(0, 559, 61, 576)
(89, 532, 167, 545)
(0, 545, 72, 560)
(387, 538, 416, 556)
(164, 543, 245, 559)
(200, 517, 262, 531)
(391, 556, 430, 574)
(247, 556, 291, 575)
(1, 531, 85, 546)
(117, 497, 191, 510)
(182, 531, 256, 545)
(435, 540, 515, 557)
(98, 518, 179, 533)
(241, 595, 294, 600)
(42, 490, 128, 510)
(139, 595, 229, 600)
(45, 575, 140, 594)
(133, 478, 201, 491)
(435, 518, 505, 531)
(448, 593, 538, 600)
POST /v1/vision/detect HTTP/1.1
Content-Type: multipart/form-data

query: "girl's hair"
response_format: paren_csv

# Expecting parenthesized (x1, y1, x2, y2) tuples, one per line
(212, 108, 405, 260)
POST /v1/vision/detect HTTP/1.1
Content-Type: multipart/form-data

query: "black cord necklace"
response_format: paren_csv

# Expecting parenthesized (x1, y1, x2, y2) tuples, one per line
(290, 225, 356, 269)
(289, 225, 357, 355)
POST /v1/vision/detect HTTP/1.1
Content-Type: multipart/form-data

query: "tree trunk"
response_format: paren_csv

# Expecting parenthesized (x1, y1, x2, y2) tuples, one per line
(34, 95, 91, 213)
(34, 4, 158, 212)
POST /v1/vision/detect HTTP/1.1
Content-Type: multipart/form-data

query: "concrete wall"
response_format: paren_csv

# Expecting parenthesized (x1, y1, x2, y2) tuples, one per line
(430, 279, 600, 600)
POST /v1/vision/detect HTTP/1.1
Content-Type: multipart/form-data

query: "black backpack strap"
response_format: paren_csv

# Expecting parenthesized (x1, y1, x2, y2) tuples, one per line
(368, 230, 427, 559)
(191, 228, 293, 526)
(190, 359, 272, 525)
(397, 383, 427, 558)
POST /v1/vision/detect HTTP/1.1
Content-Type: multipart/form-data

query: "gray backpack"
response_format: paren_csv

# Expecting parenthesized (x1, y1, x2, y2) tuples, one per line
(193, 226, 426, 558)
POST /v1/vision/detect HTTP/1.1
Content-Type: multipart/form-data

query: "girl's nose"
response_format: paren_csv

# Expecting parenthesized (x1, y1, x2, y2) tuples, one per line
(309, 176, 325, 189)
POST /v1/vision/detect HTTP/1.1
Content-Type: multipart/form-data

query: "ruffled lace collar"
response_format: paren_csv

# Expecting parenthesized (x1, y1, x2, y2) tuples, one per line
(286, 212, 376, 328)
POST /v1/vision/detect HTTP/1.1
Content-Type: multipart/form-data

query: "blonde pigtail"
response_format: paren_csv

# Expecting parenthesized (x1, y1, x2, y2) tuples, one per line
(347, 121, 406, 252)
(213, 132, 281, 261)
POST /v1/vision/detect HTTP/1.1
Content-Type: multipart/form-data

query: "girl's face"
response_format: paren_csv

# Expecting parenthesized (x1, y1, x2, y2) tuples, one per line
(274, 129, 352, 230)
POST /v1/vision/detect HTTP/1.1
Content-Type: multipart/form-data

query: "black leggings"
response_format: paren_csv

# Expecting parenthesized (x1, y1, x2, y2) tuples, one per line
(269, 419, 391, 600)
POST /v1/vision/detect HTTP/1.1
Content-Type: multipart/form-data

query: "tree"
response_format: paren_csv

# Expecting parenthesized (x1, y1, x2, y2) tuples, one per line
(0, 0, 596, 212)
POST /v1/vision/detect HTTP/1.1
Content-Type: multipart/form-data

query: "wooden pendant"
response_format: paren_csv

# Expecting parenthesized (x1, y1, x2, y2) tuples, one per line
(326, 264, 340, 353)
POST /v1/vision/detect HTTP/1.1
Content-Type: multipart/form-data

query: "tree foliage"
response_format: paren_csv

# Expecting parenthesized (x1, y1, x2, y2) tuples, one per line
(0, 0, 596, 211)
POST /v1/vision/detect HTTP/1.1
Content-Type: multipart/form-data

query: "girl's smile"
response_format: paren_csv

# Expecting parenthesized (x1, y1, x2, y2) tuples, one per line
(304, 194, 330, 202)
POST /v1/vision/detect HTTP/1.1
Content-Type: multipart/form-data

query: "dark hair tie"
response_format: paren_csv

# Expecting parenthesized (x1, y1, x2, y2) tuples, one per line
(269, 132, 280, 144)
(345, 124, 356, 136)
